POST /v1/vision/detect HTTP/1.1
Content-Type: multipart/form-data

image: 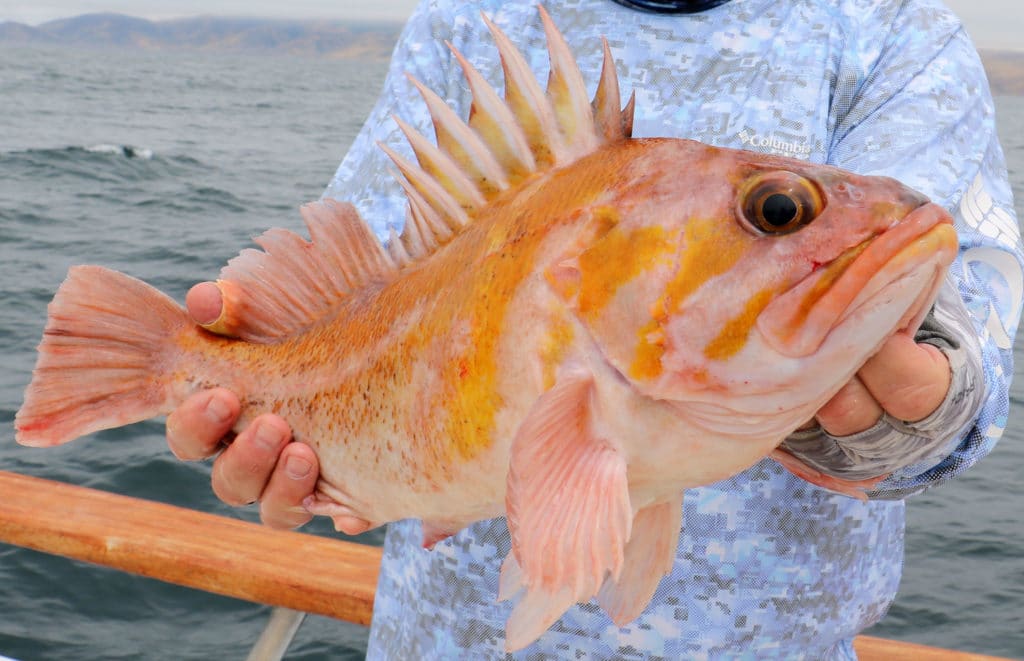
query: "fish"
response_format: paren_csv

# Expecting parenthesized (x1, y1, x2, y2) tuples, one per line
(15, 6, 957, 651)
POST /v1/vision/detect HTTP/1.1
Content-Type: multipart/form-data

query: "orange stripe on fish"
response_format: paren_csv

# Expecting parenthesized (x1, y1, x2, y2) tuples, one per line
(664, 215, 752, 313)
(703, 288, 776, 360)
(794, 241, 871, 325)
(576, 219, 674, 319)
(630, 318, 666, 380)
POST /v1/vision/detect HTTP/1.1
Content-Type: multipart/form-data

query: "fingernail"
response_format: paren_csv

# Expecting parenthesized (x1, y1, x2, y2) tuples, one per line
(253, 421, 281, 451)
(285, 455, 312, 480)
(204, 395, 231, 424)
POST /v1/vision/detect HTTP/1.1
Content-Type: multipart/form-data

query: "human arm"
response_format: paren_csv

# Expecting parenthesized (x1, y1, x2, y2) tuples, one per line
(781, 4, 1022, 498)
(782, 286, 984, 484)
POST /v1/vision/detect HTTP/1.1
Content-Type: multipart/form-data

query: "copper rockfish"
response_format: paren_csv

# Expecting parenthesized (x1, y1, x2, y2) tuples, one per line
(17, 6, 957, 651)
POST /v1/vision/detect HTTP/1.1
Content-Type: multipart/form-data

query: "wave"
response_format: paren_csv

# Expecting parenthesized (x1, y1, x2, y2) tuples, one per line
(1, 144, 155, 160)
(0, 145, 207, 184)
(84, 143, 154, 160)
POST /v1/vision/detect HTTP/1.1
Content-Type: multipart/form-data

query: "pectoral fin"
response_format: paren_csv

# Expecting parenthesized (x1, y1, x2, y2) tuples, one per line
(503, 364, 632, 651)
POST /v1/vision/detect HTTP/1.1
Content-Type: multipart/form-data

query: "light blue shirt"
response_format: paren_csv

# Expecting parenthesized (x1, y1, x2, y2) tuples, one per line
(324, 1, 1023, 657)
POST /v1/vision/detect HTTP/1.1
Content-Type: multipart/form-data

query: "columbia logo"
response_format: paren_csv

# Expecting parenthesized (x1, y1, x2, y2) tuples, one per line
(738, 130, 812, 158)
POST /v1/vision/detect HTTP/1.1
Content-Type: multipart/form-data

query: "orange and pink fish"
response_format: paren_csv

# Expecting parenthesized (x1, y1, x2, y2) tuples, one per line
(16, 7, 957, 651)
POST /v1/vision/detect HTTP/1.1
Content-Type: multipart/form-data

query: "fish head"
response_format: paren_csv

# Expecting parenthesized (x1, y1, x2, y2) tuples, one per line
(549, 138, 957, 433)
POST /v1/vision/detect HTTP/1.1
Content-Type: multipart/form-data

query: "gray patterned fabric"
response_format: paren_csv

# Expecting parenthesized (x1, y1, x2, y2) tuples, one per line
(322, 0, 1023, 657)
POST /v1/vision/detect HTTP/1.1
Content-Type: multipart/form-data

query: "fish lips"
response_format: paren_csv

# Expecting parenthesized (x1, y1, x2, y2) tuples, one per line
(757, 202, 957, 358)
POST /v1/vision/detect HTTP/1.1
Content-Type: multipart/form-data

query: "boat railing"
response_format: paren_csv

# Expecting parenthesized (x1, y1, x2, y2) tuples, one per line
(0, 470, 1009, 661)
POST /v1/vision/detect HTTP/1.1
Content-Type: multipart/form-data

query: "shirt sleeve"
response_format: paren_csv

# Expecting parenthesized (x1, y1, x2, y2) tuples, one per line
(816, 3, 1023, 499)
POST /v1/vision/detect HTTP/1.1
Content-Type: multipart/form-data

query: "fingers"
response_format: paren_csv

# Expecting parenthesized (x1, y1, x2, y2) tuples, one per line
(814, 335, 951, 436)
(259, 442, 319, 530)
(211, 415, 293, 507)
(214, 416, 318, 530)
(166, 388, 240, 460)
(180, 286, 319, 529)
(815, 376, 884, 437)
(858, 334, 950, 422)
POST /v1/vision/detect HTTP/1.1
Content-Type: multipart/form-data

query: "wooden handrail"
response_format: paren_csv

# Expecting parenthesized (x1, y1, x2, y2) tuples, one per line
(0, 470, 379, 624)
(0, 470, 1008, 659)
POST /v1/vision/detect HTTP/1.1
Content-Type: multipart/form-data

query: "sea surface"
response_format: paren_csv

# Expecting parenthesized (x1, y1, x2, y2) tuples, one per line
(0, 44, 1022, 660)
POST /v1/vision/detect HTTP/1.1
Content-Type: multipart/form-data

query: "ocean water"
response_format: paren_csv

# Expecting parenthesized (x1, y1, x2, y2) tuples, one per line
(0, 43, 1022, 660)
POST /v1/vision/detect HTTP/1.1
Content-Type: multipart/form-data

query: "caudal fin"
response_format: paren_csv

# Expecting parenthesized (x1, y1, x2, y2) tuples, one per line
(16, 265, 189, 447)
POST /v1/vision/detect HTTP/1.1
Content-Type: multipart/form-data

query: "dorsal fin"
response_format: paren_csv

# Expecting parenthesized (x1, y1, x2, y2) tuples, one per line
(593, 38, 633, 142)
(208, 199, 396, 342)
(207, 7, 634, 343)
(385, 5, 634, 257)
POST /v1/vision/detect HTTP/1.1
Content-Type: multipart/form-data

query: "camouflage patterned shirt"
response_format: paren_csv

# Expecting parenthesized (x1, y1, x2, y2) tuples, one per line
(324, 0, 1023, 657)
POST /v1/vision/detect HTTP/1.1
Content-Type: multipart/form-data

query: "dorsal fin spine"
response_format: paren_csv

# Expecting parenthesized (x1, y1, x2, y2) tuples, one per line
(390, 172, 449, 255)
(592, 38, 625, 142)
(621, 92, 636, 139)
(398, 174, 455, 243)
(481, 11, 568, 167)
(394, 166, 464, 237)
(401, 206, 430, 258)
(392, 114, 486, 212)
(405, 75, 509, 198)
(387, 226, 412, 267)
(409, 203, 440, 252)
(381, 7, 633, 270)
(378, 141, 470, 229)
(447, 43, 536, 182)
(538, 5, 599, 156)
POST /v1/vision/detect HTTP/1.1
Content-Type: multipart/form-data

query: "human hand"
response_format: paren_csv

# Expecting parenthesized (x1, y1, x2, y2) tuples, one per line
(774, 332, 953, 499)
(165, 282, 320, 530)
(813, 332, 951, 435)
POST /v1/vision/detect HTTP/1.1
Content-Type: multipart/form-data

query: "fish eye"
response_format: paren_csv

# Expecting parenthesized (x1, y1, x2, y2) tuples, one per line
(738, 171, 824, 235)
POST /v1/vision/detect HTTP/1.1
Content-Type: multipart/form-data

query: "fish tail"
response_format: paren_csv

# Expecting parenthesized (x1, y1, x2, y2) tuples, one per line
(16, 265, 189, 447)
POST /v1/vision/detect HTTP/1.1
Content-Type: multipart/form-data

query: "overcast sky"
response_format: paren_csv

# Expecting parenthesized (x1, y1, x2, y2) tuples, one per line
(0, 0, 1018, 50)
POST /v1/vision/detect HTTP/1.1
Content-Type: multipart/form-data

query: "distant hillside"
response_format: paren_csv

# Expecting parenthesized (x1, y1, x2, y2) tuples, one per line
(980, 50, 1024, 96)
(2, 13, 1023, 92)
(0, 13, 401, 59)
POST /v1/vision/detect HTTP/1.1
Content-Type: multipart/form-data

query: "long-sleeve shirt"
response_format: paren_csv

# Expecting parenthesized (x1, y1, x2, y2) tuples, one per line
(323, 0, 1023, 657)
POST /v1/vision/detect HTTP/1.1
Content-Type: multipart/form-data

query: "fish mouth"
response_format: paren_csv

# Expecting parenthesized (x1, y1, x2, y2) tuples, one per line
(757, 202, 957, 357)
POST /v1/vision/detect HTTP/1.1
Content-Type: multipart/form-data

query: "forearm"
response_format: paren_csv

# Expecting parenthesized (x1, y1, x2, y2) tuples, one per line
(817, 17, 1023, 499)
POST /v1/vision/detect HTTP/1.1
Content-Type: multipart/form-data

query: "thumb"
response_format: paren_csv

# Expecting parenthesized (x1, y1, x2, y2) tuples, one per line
(185, 280, 242, 337)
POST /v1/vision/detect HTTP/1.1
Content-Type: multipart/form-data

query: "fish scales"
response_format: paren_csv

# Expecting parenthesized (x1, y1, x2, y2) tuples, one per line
(16, 6, 958, 651)
(166, 139, 642, 514)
